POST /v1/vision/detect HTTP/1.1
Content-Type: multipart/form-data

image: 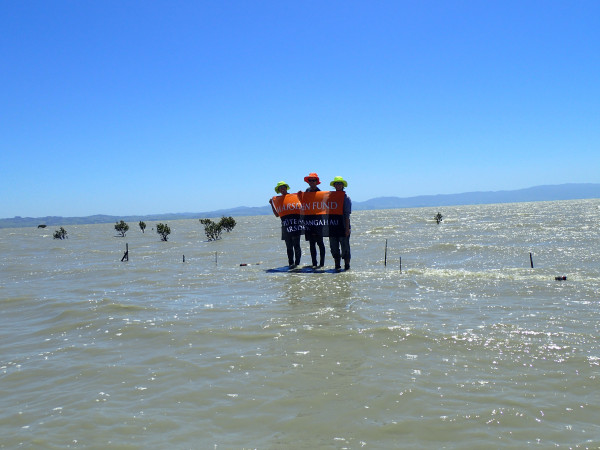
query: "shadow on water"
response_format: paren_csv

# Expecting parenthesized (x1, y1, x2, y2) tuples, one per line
(265, 266, 346, 274)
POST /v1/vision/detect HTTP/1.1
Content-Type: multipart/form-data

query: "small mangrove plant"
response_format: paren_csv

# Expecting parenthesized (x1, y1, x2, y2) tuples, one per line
(114, 220, 129, 237)
(53, 227, 68, 239)
(200, 216, 236, 241)
(156, 223, 171, 241)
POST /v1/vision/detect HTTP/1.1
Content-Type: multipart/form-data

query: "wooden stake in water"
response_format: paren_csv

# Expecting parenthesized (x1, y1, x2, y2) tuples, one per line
(183, 255, 185, 263)
(121, 243, 129, 262)
(399, 256, 402, 273)
(384, 239, 388, 267)
(529, 252, 534, 268)
(215, 251, 218, 265)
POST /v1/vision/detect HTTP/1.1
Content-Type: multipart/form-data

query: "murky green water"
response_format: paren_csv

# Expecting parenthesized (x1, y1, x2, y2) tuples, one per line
(1, 200, 599, 448)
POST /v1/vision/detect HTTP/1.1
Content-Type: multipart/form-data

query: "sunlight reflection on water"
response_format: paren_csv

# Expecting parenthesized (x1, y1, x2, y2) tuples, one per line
(1, 199, 600, 447)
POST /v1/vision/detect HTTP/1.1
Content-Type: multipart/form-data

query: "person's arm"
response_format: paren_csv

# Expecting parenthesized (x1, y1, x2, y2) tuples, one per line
(269, 198, 279, 217)
(345, 195, 352, 236)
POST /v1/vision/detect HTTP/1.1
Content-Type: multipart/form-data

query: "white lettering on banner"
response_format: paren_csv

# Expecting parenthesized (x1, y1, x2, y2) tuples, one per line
(304, 219, 340, 226)
(309, 202, 338, 211)
(274, 199, 340, 215)
(282, 218, 301, 227)
(275, 203, 301, 214)
(286, 225, 306, 233)
(283, 218, 340, 227)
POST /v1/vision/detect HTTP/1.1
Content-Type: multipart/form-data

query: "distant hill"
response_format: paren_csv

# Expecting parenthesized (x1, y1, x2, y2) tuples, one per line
(352, 183, 600, 210)
(1, 183, 598, 229)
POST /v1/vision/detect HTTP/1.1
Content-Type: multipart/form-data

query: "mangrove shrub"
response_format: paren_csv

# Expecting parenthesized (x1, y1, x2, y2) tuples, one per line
(219, 216, 236, 232)
(156, 223, 171, 241)
(53, 227, 68, 239)
(115, 220, 129, 237)
(200, 216, 236, 241)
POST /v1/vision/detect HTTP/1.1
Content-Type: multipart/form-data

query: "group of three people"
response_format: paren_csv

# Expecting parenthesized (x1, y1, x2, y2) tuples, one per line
(269, 172, 352, 271)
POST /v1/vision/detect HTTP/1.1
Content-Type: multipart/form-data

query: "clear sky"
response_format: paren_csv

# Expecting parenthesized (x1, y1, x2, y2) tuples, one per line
(2, 1, 599, 218)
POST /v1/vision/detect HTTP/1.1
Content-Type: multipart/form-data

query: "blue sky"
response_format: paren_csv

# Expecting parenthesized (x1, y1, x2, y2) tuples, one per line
(2, 1, 599, 218)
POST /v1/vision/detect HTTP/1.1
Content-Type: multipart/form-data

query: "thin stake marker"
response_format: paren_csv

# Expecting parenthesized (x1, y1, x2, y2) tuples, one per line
(121, 243, 129, 262)
(529, 252, 534, 268)
(384, 239, 388, 267)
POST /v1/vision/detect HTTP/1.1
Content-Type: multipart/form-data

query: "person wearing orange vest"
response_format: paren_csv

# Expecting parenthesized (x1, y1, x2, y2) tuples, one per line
(269, 181, 301, 268)
(303, 172, 326, 268)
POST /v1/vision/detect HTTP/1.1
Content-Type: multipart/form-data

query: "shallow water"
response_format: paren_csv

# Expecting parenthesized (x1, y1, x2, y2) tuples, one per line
(1, 200, 600, 448)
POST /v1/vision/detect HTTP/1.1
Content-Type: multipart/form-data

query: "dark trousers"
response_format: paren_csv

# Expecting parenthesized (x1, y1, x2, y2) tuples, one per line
(329, 235, 351, 261)
(284, 235, 301, 265)
(307, 234, 325, 266)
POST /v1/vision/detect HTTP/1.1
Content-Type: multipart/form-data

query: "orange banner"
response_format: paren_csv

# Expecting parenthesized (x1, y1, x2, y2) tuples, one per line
(271, 191, 345, 217)
(271, 191, 346, 237)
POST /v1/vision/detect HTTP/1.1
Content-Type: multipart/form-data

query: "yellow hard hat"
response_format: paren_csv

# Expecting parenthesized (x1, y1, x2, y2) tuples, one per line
(330, 176, 347, 187)
(274, 181, 291, 193)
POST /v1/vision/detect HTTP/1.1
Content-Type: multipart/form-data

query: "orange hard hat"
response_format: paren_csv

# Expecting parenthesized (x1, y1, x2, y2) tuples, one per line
(303, 172, 321, 184)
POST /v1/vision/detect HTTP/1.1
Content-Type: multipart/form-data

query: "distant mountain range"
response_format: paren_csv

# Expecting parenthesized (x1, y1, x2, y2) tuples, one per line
(352, 183, 600, 210)
(2, 183, 599, 229)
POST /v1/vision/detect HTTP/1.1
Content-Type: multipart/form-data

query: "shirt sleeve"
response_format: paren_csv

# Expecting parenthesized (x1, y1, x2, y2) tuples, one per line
(344, 195, 352, 215)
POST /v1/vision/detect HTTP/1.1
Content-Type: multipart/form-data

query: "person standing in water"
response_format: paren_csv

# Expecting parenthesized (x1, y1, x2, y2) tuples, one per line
(303, 172, 326, 268)
(269, 181, 301, 268)
(328, 176, 352, 271)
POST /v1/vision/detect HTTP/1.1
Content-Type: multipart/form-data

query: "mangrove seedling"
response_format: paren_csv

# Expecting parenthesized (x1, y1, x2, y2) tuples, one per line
(115, 220, 129, 237)
(219, 216, 236, 232)
(53, 227, 68, 239)
(200, 218, 223, 241)
(156, 223, 171, 241)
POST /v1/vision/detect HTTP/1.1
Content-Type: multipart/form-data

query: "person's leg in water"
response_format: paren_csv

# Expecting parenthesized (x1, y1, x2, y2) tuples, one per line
(308, 235, 318, 266)
(329, 236, 342, 271)
(284, 236, 295, 268)
(317, 236, 325, 267)
(291, 235, 301, 266)
(341, 236, 351, 270)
